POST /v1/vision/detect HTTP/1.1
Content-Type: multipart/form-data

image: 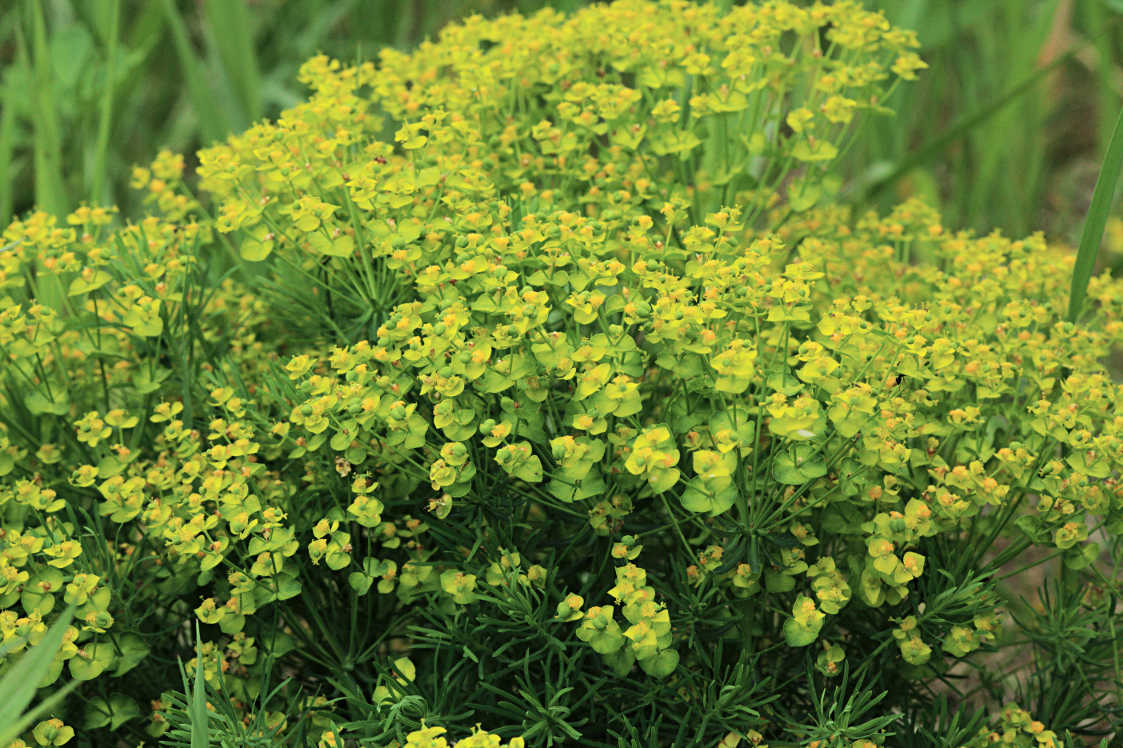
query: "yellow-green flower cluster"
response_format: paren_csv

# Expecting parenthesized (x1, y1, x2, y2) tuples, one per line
(0, 0, 1118, 743)
(961, 703, 1064, 748)
(572, 562, 678, 678)
(398, 722, 525, 748)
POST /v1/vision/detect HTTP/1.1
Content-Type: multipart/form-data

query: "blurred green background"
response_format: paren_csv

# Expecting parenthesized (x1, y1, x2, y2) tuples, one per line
(1, 0, 1121, 245)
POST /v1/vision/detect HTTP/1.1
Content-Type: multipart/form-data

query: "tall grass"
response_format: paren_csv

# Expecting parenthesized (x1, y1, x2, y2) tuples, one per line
(848, 0, 1123, 239)
(0, 607, 77, 746)
(0, 0, 576, 223)
(1069, 105, 1123, 322)
(0, 1, 1121, 237)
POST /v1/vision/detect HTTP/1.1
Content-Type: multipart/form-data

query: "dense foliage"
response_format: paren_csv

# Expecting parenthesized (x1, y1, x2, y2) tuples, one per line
(1, 1, 1121, 746)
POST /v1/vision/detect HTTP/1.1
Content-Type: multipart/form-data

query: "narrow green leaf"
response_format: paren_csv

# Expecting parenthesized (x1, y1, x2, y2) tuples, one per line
(0, 606, 75, 744)
(0, 73, 16, 226)
(90, 0, 120, 206)
(857, 37, 1082, 204)
(25, 0, 69, 215)
(1085, 0, 1116, 160)
(1068, 105, 1123, 322)
(203, 0, 261, 126)
(190, 623, 209, 748)
(0, 681, 80, 747)
(158, 0, 228, 145)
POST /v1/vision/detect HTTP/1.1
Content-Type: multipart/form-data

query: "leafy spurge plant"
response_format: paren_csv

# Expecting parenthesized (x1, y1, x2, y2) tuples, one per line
(0, 1, 1121, 745)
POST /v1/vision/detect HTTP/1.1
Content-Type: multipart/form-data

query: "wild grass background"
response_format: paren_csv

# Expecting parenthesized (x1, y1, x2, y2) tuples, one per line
(2, 0, 1122, 256)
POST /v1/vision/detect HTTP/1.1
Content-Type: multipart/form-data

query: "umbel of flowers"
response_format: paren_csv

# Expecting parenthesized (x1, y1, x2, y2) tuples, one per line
(1, 0, 1121, 745)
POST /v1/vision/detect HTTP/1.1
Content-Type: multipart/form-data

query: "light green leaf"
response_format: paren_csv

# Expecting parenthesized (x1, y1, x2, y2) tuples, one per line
(83, 693, 140, 731)
(308, 230, 355, 258)
(788, 178, 821, 212)
(68, 642, 114, 681)
(637, 649, 679, 678)
(783, 616, 822, 647)
(67, 270, 111, 295)
(25, 390, 70, 416)
(111, 634, 150, 677)
(792, 138, 838, 162)
(240, 224, 275, 261)
(515, 455, 544, 483)
(21, 569, 64, 617)
(348, 571, 373, 596)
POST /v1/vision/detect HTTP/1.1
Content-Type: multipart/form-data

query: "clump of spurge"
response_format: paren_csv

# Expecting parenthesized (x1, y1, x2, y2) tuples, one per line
(1, 0, 1120, 745)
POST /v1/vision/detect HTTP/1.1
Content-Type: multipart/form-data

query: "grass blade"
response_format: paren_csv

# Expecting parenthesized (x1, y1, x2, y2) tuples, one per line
(0, 682, 80, 746)
(0, 606, 76, 744)
(0, 72, 16, 226)
(25, 0, 68, 215)
(90, 0, 121, 206)
(1067, 105, 1123, 322)
(855, 32, 1088, 205)
(202, 0, 261, 126)
(190, 623, 209, 748)
(158, 0, 228, 145)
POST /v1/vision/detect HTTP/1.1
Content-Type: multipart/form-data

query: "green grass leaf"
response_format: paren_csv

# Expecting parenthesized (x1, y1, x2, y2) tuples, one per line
(0, 72, 16, 226)
(0, 606, 77, 746)
(90, 0, 121, 206)
(1068, 105, 1123, 322)
(158, 0, 230, 145)
(190, 623, 209, 748)
(26, 0, 69, 216)
(202, 0, 262, 126)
